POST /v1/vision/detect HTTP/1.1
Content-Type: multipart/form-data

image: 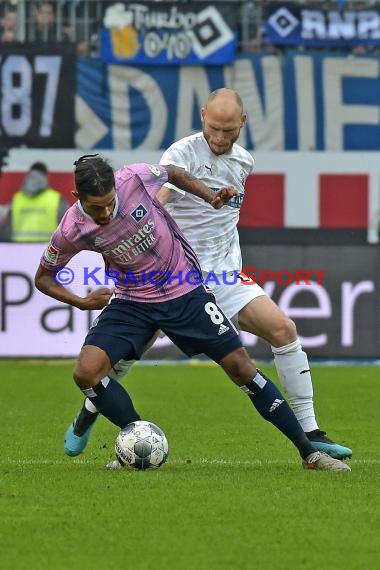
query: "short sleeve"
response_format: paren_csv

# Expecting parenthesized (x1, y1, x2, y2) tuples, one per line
(127, 163, 169, 200)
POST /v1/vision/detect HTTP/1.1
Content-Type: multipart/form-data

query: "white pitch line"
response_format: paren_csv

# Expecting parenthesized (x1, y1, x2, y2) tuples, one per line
(2, 458, 379, 466)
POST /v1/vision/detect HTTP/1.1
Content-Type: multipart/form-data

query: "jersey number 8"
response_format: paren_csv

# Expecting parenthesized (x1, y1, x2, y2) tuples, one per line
(204, 302, 224, 325)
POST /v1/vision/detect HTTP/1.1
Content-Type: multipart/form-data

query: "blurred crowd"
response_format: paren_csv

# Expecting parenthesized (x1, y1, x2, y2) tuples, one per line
(0, 0, 103, 55)
(1, 0, 379, 56)
(0, 0, 252, 55)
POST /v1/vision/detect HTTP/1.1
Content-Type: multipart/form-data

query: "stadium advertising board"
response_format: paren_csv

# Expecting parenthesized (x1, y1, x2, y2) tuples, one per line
(238, 245, 380, 359)
(0, 43, 76, 148)
(100, 2, 237, 65)
(0, 245, 103, 357)
(264, 2, 380, 47)
(77, 51, 380, 151)
(1, 243, 379, 359)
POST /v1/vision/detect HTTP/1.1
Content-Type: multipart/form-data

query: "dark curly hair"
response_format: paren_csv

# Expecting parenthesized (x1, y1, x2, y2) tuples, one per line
(74, 154, 115, 198)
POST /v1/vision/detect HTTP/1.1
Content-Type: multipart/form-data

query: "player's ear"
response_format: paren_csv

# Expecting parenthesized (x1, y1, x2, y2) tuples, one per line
(241, 113, 247, 127)
(201, 108, 206, 123)
(72, 190, 79, 198)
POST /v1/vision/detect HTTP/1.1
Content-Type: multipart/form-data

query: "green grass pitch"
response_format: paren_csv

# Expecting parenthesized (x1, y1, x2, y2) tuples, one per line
(1, 360, 379, 570)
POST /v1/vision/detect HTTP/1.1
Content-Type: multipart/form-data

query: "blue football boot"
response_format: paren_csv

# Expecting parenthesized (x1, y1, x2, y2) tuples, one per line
(64, 407, 99, 457)
(306, 429, 352, 459)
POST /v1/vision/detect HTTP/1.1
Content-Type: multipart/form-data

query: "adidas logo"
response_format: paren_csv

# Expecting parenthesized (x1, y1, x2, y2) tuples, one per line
(94, 236, 106, 246)
(269, 398, 284, 413)
(218, 324, 230, 335)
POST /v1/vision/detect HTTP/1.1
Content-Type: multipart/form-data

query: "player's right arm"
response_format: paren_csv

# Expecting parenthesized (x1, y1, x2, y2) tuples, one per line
(35, 228, 113, 310)
(34, 264, 113, 310)
(157, 140, 198, 206)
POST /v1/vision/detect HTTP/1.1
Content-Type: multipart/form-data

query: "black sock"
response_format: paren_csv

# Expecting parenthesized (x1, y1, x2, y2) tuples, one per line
(242, 370, 314, 459)
(73, 402, 99, 436)
(85, 377, 140, 429)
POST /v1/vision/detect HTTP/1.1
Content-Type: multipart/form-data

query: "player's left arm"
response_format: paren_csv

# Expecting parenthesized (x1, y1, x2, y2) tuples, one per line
(163, 165, 237, 209)
(156, 185, 171, 206)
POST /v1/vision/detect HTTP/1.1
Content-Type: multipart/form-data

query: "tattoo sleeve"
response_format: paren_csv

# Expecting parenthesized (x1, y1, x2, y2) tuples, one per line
(164, 164, 214, 203)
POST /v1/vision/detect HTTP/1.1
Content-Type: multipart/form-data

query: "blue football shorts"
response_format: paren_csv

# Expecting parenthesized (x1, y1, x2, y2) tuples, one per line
(83, 285, 242, 364)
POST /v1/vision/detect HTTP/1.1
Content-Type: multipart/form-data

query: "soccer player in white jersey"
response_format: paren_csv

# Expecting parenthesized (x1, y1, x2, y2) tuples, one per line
(156, 88, 351, 459)
(65, 91, 351, 461)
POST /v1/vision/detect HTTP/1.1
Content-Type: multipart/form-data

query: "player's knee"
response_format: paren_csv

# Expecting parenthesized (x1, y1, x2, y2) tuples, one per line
(73, 345, 111, 389)
(73, 364, 90, 389)
(73, 361, 102, 389)
(220, 347, 257, 386)
(270, 316, 297, 347)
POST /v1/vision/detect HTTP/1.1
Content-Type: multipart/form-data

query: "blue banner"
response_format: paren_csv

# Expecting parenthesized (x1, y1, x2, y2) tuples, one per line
(77, 52, 380, 151)
(100, 2, 237, 65)
(264, 2, 380, 47)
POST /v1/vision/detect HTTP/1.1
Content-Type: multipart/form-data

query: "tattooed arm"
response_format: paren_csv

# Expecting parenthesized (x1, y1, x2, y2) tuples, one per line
(162, 164, 237, 210)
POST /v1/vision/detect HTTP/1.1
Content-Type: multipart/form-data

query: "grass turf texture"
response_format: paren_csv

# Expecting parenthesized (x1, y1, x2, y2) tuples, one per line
(1, 361, 379, 570)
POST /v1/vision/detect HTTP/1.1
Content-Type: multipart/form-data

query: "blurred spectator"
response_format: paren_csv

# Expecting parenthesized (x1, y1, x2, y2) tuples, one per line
(0, 162, 69, 242)
(1, 27, 17, 42)
(351, 45, 369, 56)
(31, 0, 71, 42)
(1, 7, 18, 32)
(62, 0, 101, 55)
(0, 7, 18, 42)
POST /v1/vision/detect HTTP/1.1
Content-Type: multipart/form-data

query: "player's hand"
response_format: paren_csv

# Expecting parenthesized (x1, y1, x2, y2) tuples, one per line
(81, 287, 114, 310)
(210, 186, 238, 209)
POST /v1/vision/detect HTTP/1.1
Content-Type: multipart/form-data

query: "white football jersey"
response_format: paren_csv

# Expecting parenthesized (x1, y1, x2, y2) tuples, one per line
(160, 132, 255, 272)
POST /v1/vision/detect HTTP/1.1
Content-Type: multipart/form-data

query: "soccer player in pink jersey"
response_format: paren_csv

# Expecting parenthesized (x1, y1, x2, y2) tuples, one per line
(68, 91, 351, 462)
(35, 154, 350, 471)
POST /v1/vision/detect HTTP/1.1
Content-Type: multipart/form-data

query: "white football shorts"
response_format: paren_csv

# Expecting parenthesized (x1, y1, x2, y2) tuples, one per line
(202, 271, 266, 324)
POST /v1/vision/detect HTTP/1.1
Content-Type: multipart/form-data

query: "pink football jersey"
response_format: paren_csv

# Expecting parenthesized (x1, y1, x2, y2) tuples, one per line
(40, 163, 201, 302)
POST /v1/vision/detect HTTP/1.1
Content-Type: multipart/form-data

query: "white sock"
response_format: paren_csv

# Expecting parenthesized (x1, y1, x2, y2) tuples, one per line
(84, 398, 98, 413)
(271, 338, 319, 433)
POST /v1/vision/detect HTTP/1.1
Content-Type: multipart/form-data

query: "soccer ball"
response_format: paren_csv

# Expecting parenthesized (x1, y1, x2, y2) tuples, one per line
(115, 420, 169, 470)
